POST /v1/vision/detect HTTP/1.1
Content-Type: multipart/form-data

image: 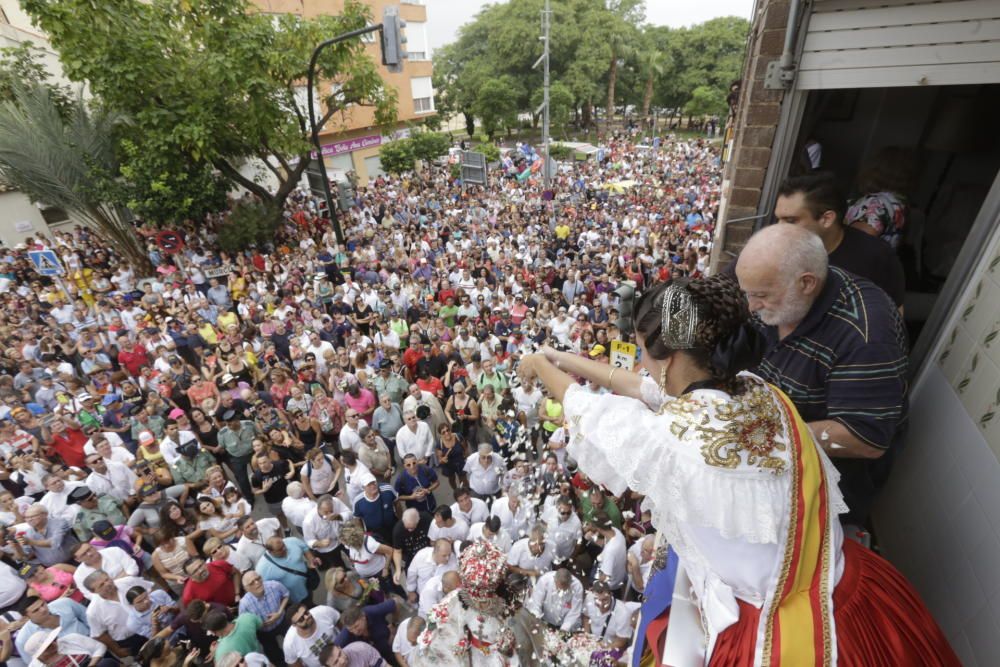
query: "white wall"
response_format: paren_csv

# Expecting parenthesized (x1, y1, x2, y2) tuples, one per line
(874, 175, 1000, 667)
(0, 190, 57, 246)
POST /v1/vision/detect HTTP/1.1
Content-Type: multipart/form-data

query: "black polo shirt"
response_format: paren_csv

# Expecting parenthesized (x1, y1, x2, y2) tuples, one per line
(828, 226, 905, 307)
(753, 267, 909, 523)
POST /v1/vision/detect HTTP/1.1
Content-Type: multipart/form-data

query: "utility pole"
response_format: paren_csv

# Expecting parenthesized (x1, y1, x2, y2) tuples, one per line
(541, 0, 551, 194)
(532, 0, 555, 230)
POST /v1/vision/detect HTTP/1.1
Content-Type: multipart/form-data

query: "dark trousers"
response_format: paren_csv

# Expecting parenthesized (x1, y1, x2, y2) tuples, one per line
(258, 616, 289, 665)
(226, 454, 254, 503)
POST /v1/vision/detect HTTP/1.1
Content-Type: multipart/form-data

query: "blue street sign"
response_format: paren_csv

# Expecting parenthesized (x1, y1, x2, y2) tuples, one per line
(27, 250, 65, 276)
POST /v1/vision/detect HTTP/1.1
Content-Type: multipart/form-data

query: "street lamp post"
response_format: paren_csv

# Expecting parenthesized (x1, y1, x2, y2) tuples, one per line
(306, 8, 405, 246)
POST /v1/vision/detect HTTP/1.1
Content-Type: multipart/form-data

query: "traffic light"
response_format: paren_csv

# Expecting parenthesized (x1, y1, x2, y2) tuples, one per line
(336, 180, 353, 212)
(614, 281, 637, 336)
(381, 6, 406, 73)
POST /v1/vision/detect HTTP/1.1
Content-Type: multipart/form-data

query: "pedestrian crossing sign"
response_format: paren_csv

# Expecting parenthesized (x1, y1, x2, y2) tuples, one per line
(27, 249, 65, 276)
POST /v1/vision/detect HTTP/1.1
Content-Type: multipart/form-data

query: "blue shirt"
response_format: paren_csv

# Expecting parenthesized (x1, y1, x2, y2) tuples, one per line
(15, 598, 90, 658)
(255, 537, 312, 603)
(238, 580, 289, 631)
(333, 599, 397, 657)
(393, 466, 438, 512)
(352, 485, 398, 536)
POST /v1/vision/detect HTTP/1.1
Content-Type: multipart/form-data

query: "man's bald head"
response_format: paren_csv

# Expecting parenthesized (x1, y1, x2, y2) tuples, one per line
(442, 570, 461, 594)
(736, 224, 827, 332)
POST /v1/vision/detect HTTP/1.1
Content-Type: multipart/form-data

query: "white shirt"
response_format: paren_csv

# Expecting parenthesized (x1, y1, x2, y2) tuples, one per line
(158, 430, 197, 467)
(427, 517, 469, 543)
(512, 386, 543, 424)
(392, 616, 419, 660)
(40, 482, 86, 523)
(450, 498, 490, 526)
(467, 523, 513, 553)
(86, 461, 137, 502)
(491, 497, 533, 540)
(527, 571, 584, 631)
(339, 420, 368, 455)
(74, 547, 139, 600)
(32, 633, 107, 667)
(418, 574, 447, 619)
(348, 535, 387, 578)
(282, 604, 341, 667)
(234, 518, 282, 564)
(463, 453, 505, 496)
(596, 528, 628, 590)
(302, 499, 352, 553)
(0, 561, 26, 608)
(86, 576, 152, 641)
(541, 505, 583, 561)
(395, 421, 434, 461)
(405, 547, 457, 594)
(583, 593, 634, 641)
(507, 538, 555, 576)
(627, 540, 655, 593)
(281, 496, 317, 529)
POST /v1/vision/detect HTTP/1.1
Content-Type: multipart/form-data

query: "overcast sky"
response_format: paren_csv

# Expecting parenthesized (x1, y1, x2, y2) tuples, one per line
(425, 0, 755, 53)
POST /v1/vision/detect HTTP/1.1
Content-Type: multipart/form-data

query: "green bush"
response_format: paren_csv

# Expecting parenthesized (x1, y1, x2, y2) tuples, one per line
(549, 143, 573, 160)
(379, 139, 416, 175)
(479, 143, 500, 163)
(450, 163, 461, 180)
(217, 201, 281, 252)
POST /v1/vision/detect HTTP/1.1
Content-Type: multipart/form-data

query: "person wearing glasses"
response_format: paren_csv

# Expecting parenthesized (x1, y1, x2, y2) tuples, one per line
(238, 570, 290, 665)
(283, 602, 342, 667)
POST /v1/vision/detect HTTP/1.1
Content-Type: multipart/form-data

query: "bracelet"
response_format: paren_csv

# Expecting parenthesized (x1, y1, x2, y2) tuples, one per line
(608, 367, 617, 385)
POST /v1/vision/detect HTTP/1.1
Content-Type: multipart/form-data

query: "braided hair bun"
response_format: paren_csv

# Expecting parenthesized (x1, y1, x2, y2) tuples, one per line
(633, 274, 764, 383)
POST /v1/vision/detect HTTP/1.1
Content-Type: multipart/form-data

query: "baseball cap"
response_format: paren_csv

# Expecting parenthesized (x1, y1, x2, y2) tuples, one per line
(589, 345, 606, 358)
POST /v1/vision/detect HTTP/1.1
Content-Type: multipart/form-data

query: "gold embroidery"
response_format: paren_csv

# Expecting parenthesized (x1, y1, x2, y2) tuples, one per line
(570, 414, 584, 445)
(695, 384, 787, 473)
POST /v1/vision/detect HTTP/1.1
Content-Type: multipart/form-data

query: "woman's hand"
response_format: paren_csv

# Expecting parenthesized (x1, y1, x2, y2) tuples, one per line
(518, 354, 545, 384)
(541, 346, 560, 363)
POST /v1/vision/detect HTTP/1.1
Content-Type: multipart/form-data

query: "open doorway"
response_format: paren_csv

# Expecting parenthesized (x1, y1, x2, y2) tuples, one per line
(790, 84, 1000, 352)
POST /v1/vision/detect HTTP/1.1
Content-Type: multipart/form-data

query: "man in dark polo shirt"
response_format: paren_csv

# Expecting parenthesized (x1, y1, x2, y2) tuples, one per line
(773, 172, 905, 309)
(736, 223, 908, 526)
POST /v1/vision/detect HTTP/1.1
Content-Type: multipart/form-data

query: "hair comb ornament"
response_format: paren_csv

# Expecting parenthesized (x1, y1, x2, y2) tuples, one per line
(661, 283, 701, 349)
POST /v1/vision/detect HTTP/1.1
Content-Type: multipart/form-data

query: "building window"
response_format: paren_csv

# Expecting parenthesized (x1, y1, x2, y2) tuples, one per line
(406, 21, 429, 62)
(402, 0, 424, 5)
(360, 31, 375, 44)
(410, 76, 435, 114)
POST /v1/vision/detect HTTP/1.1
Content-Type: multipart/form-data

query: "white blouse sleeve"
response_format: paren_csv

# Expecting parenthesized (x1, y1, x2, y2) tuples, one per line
(562, 383, 789, 545)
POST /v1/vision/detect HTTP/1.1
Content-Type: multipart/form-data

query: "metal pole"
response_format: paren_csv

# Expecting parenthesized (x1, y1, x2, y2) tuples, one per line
(541, 0, 550, 193)
(307, 24, 383, 247)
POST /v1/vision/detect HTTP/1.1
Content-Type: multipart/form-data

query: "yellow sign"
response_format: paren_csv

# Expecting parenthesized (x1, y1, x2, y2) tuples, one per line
(610, 340, 637, 371)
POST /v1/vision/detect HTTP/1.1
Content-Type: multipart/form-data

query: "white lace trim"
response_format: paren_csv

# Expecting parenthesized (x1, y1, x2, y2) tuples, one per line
(565, 382, 794, 545)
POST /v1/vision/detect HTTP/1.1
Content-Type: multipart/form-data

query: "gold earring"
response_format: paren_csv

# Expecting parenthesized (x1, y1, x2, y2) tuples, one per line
(659, 365, 668, 392)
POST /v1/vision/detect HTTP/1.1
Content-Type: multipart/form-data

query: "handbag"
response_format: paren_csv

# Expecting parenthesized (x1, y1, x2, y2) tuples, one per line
(263, 553, 321, 591)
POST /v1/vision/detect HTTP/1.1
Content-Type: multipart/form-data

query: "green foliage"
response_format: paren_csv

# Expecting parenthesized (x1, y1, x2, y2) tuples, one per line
(0, 44, 73, 114)
(379, 139, 416, 175)
(549, 143, 573, 160)
(449, 162, 461, 180)
(684, 85, 728, 118)
(530, 81, 574, 128)
(474, 76, 522, 139)
(216, 201, 281, 253)
(409, 132, 452, 163)
(478, 143, 500, 163)
(21, 0, 397, 212)
(0, 85, 150, 272)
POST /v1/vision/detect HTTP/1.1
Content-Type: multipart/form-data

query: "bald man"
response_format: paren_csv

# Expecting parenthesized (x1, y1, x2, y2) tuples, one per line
(736, 223, 908, 526)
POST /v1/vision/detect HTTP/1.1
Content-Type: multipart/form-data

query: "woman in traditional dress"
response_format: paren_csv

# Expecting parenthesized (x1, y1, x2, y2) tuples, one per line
(518, 274, 959, 666)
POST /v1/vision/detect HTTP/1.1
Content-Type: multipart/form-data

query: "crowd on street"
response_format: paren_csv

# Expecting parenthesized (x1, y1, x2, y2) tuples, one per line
(0, 130, 723, 667)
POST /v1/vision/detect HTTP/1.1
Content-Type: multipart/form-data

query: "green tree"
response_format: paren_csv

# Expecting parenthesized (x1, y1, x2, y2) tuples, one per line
(637, 28, 670, 120)
(684, 85, 728, 118)
(603, 0, 644, 124)
(216, 201, 281, 252)
(530, 80, 574, 131)
(21, 0, 397, 219)
(409, 131, 452, 163)
(474, 76, 522, 140)
(0, 44, 72, 113)
(0, 85, 151, 272)
(379, 139, 415, 175)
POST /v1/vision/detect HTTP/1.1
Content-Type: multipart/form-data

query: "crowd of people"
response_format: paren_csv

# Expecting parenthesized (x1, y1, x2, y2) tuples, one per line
(0, 130, 723, 667)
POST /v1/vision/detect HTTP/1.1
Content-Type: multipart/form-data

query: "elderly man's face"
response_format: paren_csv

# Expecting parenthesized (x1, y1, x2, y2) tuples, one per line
(736, 257, 814, 329)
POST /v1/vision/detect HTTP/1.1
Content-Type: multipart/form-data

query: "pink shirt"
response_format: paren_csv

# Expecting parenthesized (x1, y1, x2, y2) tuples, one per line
(344, 388, 377, 415)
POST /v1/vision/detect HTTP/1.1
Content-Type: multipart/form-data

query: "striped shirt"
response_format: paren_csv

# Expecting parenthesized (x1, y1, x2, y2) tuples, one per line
(238, 580, 290, 631)
(754, 267, 908, 519)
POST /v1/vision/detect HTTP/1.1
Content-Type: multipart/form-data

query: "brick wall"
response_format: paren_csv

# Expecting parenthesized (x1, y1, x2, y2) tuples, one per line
(713, 0, 791, 266)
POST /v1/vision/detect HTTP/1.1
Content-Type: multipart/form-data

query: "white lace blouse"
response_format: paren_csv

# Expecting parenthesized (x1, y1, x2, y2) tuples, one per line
(564, 373, 846, 658)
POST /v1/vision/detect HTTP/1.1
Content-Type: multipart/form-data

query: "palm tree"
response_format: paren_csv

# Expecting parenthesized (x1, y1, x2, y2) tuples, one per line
(0, 84, 151, 272)
(604, 0, 643, 128)
(638, 44, 669, 122)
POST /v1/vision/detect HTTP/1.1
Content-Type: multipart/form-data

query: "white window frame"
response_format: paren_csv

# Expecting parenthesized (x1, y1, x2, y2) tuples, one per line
(410, 76, 435, 115)
(405, 21, 429, 62)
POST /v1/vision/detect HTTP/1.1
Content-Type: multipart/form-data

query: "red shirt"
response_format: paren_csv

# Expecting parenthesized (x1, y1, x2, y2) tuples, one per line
(117, 345, 150, 376)
(48, 427, 88, 468)
(402, 348, 424, 377)
(416, 376, 444, 397)
(181, 560, 235, 607)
